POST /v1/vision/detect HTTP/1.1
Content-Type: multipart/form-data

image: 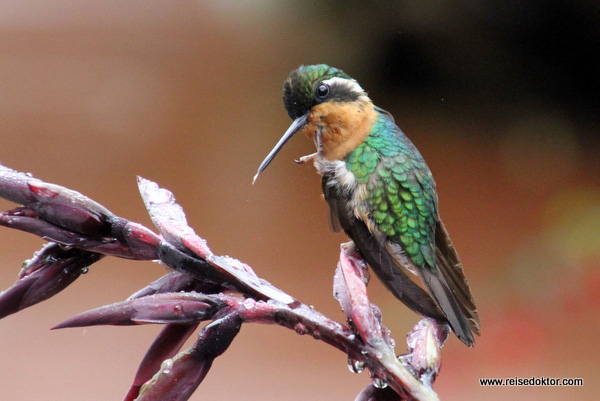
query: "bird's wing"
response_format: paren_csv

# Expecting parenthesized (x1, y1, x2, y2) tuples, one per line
(343, 116, 479, 345)
(322, 176, 446, 322)
(374, 106, 395, 123)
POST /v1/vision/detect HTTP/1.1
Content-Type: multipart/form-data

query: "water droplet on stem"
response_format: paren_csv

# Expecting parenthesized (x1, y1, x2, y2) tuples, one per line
(347, 356, 365, 373)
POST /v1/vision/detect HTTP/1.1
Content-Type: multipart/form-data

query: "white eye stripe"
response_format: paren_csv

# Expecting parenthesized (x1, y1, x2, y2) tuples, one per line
(321, 77, 365, 95)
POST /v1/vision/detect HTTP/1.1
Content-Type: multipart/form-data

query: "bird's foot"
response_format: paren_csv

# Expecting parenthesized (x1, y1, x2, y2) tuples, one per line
(295, 153, 317, 164)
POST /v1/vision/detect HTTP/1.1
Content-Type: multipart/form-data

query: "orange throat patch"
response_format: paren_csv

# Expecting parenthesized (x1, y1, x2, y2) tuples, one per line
(300, 100, 377, 161)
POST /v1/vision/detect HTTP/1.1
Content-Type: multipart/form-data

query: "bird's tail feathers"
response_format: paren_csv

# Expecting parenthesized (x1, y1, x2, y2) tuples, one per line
(434, 220, 481, 337)
(420, 267, 475, 346)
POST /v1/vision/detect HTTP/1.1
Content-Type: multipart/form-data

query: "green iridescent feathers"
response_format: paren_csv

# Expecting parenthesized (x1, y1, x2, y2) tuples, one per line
(283, 64, 350, 119)
(345, 113, 437, 268)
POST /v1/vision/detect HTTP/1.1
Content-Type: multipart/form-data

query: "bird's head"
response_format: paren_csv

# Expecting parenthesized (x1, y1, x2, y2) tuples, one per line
(254, 64, 375, 182)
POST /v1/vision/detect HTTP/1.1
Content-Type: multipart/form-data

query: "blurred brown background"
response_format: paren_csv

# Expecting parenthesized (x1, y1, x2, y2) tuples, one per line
(1, 1, 599, 400)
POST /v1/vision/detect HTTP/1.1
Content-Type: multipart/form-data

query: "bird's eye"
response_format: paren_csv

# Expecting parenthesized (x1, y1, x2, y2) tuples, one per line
(316, 83, 329, 99)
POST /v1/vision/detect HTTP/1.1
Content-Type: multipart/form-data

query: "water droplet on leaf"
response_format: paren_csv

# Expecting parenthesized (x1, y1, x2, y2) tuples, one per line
(372, 377, 388, 389)
(294, 323, 307, 335)
(160, 358, 173, 374)
(347, 356, 365, 373)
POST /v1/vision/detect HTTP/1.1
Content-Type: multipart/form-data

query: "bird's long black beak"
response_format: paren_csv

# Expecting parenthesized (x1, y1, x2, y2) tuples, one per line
(253, 113, 309, 184)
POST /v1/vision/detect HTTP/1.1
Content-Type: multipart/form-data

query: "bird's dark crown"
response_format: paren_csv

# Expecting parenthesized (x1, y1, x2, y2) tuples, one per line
(283, 64, 366, 120)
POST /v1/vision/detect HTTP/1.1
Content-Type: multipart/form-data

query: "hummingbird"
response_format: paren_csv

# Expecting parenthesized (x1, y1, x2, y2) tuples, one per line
(254, 64, 480, 346)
